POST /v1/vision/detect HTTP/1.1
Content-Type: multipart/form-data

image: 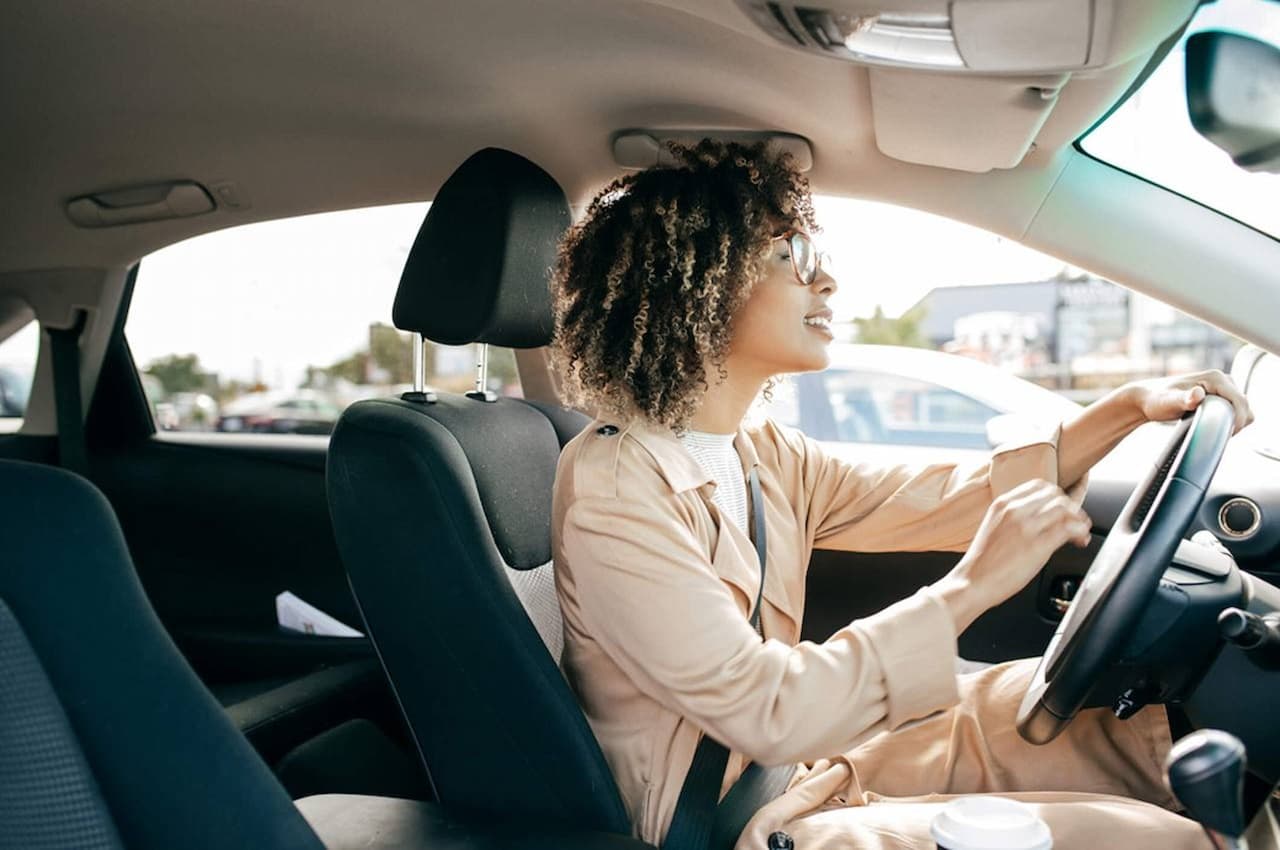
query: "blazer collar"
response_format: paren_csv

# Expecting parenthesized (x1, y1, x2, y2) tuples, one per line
(611, 418, 800, 638)
(617, 418, 761, 495)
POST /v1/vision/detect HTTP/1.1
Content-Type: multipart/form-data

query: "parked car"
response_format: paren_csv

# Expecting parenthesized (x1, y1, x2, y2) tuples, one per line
(217, 390, 341, 435)
(764, 344, 1079, 456)
(0, 364, 31, 419)
(764, 344, 1177, 474)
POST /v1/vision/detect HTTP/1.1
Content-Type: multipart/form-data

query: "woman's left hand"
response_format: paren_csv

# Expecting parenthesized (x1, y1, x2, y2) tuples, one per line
(1128, 370, 1254, 434)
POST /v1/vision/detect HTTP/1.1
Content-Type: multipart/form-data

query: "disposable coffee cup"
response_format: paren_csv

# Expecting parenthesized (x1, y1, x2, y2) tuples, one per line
(930, 796, 1052, 850)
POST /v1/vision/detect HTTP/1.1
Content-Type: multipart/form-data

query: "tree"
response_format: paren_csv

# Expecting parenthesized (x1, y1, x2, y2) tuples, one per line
(368, 323, 420, 384)
(303, 323, 431, 388)
(486, 346, 519, 390)
(145, 353, 217, 395)
(853, 304, 930, 348)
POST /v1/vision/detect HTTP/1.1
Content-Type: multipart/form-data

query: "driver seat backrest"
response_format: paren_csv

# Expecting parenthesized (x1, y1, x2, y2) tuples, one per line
(0, 459, 325, 850)
(326, 148, 631, 835)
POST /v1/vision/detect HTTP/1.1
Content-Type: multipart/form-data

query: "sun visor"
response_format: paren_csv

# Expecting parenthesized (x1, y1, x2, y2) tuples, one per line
(868, 70, 1067, 172)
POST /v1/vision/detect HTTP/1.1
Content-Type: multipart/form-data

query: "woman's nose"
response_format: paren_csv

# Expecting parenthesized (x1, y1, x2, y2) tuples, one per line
(813, 267, 838, 296)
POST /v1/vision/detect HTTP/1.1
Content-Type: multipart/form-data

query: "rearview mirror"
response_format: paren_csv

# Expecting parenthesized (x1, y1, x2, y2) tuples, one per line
(1185, 30, 1280, 174)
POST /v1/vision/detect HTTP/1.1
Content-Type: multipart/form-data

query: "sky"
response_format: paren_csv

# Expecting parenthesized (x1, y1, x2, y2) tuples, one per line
(4, 0, 1274, 391)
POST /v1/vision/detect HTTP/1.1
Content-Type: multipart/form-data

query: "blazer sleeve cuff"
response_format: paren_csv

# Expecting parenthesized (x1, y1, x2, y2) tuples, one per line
(853, 586, 960, 729)
(987, 422, 1087, 501)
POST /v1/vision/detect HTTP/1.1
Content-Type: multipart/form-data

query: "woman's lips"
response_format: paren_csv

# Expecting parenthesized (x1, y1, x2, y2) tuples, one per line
(803, 307, 833, 336)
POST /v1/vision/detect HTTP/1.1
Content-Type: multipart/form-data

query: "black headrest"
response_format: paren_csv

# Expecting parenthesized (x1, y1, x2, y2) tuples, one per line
(392, 148, 571, 348)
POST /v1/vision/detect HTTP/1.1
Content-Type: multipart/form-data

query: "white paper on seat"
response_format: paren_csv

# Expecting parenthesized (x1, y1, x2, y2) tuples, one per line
(275, 591, 364, 638)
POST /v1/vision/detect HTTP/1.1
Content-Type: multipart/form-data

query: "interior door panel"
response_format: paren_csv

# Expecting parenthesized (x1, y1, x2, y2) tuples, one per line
(0, 434, 57, 464)
(803, 540, 1102, 662)
(74, 337, 429, 797)
(801, 477, 1136, 662)
(89, 432, 372, 684)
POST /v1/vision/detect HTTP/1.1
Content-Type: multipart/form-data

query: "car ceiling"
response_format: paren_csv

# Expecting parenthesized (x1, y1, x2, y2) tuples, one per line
(0, 0, 1206, 275)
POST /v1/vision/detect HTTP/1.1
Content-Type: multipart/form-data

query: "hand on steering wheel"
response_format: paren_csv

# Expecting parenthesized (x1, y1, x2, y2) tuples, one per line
(934, 481, 1093, 634)
(1016, 395, 1237, 744)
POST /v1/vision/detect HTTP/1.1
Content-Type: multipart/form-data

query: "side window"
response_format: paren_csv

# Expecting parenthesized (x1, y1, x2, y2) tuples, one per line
(784, 197, 1243, 455)
(0, 315, 38, 433)
(127, 204, 524, 435)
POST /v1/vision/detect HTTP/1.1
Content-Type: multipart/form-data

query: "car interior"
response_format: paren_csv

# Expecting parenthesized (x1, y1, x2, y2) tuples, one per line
(4, 0, 1280, 848)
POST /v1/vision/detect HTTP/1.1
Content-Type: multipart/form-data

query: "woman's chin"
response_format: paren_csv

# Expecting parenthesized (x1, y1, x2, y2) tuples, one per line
(804, 339, 834, 369)
(772, 350, 830, 375)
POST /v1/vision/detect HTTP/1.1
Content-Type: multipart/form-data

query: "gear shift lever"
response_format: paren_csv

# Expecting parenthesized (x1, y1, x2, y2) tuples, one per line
(1166, 729, 1249, 850)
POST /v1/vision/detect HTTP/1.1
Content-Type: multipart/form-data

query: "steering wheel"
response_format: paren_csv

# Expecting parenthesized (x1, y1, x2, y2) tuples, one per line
(1017, 394, 1236, 744)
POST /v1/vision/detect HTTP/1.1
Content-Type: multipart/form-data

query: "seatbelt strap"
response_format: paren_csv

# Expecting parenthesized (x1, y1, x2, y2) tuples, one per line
(747, 466, 767, 634)
(664, 734, 733, 850)
(47, 311, 88, 476)
(710, 759, 797, 850)
(665, 467, 790, 850)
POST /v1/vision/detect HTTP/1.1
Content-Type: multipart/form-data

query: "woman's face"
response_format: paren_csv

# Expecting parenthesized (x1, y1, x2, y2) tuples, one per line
(726, 232, 838, 380)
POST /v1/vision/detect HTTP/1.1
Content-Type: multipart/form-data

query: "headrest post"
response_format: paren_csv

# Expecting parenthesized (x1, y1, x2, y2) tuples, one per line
(399, 332, 438, 404)
(466, 342, 498, 403)
(412, 332, 426, 393)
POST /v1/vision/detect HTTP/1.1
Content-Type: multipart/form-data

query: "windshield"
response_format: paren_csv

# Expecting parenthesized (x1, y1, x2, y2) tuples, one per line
(1080, 0, 1280, 239)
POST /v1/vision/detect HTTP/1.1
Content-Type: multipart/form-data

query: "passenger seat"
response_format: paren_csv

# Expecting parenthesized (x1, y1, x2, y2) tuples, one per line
(327, 148, 633, 835)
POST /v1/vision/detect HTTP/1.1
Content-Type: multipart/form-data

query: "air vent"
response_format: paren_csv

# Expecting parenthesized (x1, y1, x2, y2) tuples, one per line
(764, 2, 806, 47)
(1218, 497, 1262, 539)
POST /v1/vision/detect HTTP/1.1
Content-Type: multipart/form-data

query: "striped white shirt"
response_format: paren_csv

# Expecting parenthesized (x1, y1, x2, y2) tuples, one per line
(677, 429, 747, 533)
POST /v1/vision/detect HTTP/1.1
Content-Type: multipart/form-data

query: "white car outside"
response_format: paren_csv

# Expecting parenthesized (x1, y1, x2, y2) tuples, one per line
(760, 344, 1158, 471)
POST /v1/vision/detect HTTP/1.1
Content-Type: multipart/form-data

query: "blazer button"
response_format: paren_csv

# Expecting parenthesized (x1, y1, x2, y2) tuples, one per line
(596, 424, 619, 436)
(768, 832, 794, 850)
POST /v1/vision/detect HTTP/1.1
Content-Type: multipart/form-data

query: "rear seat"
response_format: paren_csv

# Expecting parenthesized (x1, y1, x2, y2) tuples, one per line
(217, 659, 381, 764)
(0, 457, 653, 850)
(211, 658, 431, 800)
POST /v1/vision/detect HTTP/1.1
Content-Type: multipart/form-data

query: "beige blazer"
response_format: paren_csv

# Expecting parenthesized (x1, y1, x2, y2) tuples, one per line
(551, 417, 1075, 846)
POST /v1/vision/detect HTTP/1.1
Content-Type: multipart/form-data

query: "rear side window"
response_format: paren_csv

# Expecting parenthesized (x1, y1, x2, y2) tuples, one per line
(127, 204, 523, 435)
(0, 315, 38, 433)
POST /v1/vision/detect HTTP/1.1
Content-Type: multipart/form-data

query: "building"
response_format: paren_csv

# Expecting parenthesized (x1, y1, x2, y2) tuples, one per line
(907, 276, 1237, 392)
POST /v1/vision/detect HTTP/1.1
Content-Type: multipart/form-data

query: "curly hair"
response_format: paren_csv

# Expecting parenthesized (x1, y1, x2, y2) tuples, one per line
(550, 139, 817, 430)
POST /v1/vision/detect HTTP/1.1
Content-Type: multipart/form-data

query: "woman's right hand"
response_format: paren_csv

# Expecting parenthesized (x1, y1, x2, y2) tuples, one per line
(933, 479, 1092, 634)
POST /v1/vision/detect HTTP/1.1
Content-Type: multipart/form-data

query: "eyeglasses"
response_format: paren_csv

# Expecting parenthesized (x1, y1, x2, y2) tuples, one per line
(771, 229, 828, 286)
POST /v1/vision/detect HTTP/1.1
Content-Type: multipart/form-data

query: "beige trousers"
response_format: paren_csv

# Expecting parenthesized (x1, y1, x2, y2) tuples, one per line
(738, 659, 1209, 850)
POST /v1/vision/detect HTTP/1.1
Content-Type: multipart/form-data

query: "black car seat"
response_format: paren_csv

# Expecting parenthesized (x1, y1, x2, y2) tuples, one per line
(0, 457, 653, 850)
(0, 458, 326, 850)
(325, 148, 632, 835)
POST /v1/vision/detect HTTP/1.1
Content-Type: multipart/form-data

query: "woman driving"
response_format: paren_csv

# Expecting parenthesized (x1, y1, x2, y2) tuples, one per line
(548, 140, 1252, 850)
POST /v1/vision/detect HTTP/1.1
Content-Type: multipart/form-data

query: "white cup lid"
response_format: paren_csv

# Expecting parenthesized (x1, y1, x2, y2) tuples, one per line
(929, 797, 1052, 850)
